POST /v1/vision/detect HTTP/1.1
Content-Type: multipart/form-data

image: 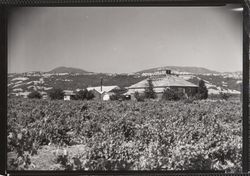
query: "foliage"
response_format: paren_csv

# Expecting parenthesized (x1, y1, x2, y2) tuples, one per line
(48, 88, 64, 100)
(161, 88, 185, 101)
(197, 80, 208, 100)
(144, 79, 156, 99)
(8, 98, 242, 172)
(110, 88, 130, 101)
(75, 89, 88, 100)
(134, 91, 145, 102)
(219, 93, 231, 101)
(86, 90, 95, 100)
(28, 91, 42, 99)
(7, 128, 39, 170)
(110, 94, 124, 101)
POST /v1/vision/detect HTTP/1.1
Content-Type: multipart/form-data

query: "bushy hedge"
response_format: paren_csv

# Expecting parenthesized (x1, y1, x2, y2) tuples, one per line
(28, 91, 42, 99)
(161, 88, 185, 101)
(134, 91, 145, 102)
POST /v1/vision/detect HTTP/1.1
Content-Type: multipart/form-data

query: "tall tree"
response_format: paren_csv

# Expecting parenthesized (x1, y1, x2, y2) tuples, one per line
(197, 80, 208, 100)
(144, 79, 156, 99)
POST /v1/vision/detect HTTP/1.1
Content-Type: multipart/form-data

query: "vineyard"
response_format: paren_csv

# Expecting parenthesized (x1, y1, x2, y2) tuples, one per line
(7, 98, 242, 172)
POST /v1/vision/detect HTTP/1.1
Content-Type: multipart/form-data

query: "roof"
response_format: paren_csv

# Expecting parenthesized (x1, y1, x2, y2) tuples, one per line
(87, 86, 120, 94)
(128, 75, 198, 89)
(40, 91, 48, 95)
(125, 87, 166, 95)
(63, 90, 75, 96)
(19, 91, 31, 96)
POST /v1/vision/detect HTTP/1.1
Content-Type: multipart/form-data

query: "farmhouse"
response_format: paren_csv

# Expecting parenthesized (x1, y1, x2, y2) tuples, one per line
(87, 86, 120, 100)
(63, 90, 75, 101)
(126, 70, 198, 100)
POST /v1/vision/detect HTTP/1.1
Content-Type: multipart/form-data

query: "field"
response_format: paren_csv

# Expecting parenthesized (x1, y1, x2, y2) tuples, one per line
(7, 98, 242, 172)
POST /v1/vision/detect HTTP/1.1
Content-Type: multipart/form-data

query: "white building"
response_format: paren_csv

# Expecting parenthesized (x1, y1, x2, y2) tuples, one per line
(87, 86, 120, 100)
(63, 90, 75, 100)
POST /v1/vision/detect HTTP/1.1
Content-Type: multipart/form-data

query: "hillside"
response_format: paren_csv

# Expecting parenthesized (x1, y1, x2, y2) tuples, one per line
(7, 72, 147, 95)
(7, 66, 242, 97)
(137, 66, 219, 75)
(49, 66, 90, 74)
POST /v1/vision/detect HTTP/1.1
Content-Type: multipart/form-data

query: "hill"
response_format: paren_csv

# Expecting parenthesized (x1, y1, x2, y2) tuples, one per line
(137, 66, 219, 75)
(49, 66, 90, 74)
(7, 66, 242, 97)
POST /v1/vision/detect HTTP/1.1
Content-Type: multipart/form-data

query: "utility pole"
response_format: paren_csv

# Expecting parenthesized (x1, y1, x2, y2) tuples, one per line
(100, 77, 103, 109)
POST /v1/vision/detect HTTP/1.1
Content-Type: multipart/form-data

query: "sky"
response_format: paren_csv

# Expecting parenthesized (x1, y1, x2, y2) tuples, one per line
(8, 5, 243, 74)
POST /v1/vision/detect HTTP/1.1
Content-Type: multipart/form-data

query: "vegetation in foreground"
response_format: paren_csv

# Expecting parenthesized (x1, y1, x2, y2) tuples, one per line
(7, 98, 242, 172)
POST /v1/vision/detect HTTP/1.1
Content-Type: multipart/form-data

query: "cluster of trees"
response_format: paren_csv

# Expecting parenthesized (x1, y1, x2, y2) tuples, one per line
(73, 89, 95, 100)
(27, 88, 95, 100)
(134, 79, 209, 102)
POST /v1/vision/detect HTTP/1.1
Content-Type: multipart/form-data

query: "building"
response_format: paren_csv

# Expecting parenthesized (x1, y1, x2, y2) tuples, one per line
(126, 70, 198, 100)
(87, 86, 120, 100)
(63, 90, 76, 101)
(40, 91, 48, 99)
(18, 91, 31, 98)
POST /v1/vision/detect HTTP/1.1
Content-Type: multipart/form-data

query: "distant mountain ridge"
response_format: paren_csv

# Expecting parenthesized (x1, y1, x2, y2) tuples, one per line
(137, 66, 220, 75)
(49, 66, 90, 74)
(8, 65, 242, 97)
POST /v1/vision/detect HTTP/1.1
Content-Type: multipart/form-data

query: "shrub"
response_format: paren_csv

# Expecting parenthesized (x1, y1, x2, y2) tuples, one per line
(86, 90, 95, 100)
(144, 79, 156, 99)
(48, 88, 64, 100)
(110, 94, 121, 101)
(162, 88, 184, 101)
(183, 97, 196, 104)
(110, 88, 129, 101)
(219, 92, 231, 100)
(27, 91, 42, 99)
(75, 89, 88, 100)
(134, 91, 145, 102)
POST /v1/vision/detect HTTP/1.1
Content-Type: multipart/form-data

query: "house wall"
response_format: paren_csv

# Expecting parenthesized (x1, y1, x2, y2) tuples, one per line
(64, 95, 71, 101)
(103, 94, 110, 101)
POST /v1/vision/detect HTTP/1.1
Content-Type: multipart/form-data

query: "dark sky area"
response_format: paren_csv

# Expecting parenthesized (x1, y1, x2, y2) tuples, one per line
(8, 5, 243, 73)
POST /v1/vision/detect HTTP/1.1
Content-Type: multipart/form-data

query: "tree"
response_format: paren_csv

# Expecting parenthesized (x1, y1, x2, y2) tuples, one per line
(75, 89, 88, 100)
(48, 88, 64, 100)
(162, 88, 181, 101)
(197, 80, 208, 100)
(86, 90, 95, 100)
(110, 88, 128, 101)
(144, 79, 156, 99)
(134, 91, 145, 102)
(28, 91, 42, 99)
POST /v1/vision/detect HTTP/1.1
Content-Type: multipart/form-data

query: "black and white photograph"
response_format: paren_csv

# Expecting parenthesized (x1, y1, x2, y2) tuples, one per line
(7, 5, 243, 172)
